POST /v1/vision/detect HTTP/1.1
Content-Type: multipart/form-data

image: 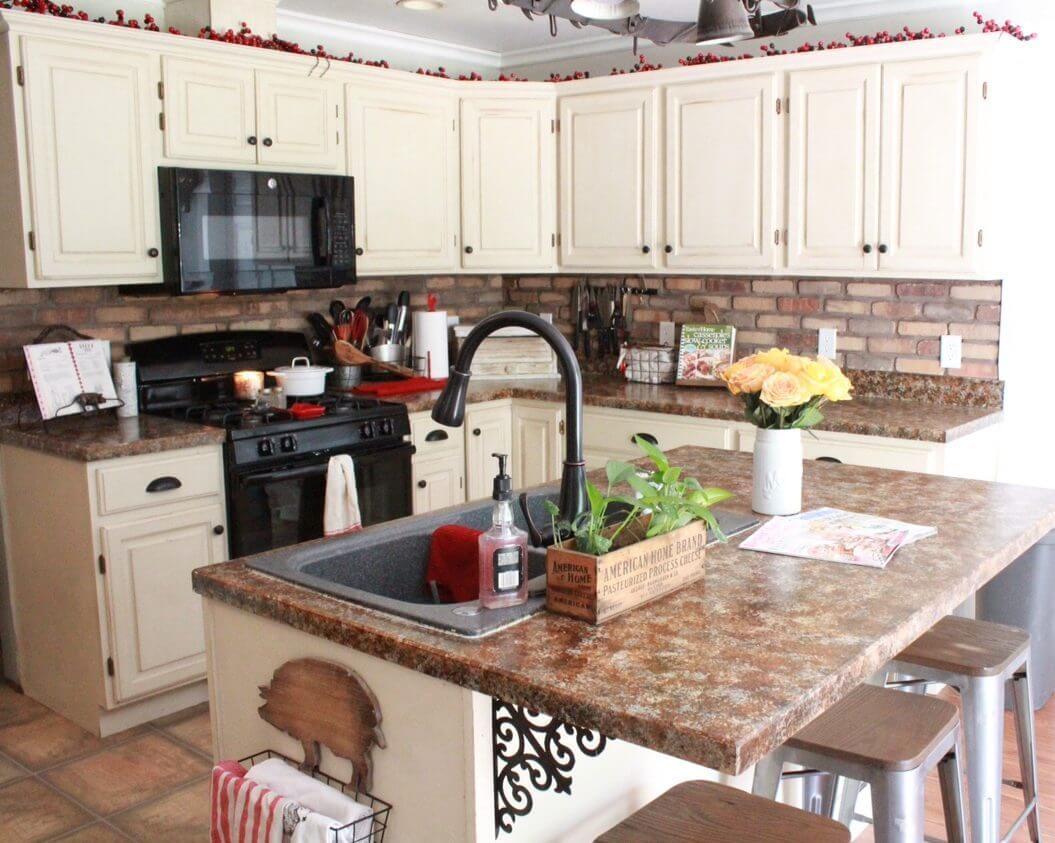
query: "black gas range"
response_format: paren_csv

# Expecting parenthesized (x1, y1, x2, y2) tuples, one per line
(128, 330, 413, 557)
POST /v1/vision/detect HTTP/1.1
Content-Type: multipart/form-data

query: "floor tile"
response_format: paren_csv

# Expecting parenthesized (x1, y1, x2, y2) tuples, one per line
(0, 778, 93, 841)
(0, 752, 26, 785)
(45, 731, 210, 816)
(112, 776, 211, 842)
(0, 711, 107, 771)
(54, 823, 130, 842)
(156, 705, 213, 757)
(0, 683, 48, 727)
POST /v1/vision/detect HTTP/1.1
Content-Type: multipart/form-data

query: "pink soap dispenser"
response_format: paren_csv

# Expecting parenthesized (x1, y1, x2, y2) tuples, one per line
(478, 453, 529, 609)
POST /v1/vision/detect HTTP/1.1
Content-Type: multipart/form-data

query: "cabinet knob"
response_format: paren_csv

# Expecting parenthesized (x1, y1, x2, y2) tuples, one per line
(262, 137, 273, 147)
(472, 428, 481, 436)
(634, 432, 659, 446)
(641, 245, 651, 254)
(147, 247, 159, 258)
(247, 135, 257, 145)
(213, 524, 225, 535)
(862, 244, 873, 254)
(355, 247, 364, 256)
(878, 243, 888, 254)
(664, 245, 673, 254)
(464, 246, 473, 255)
(417, 480, 427, 489)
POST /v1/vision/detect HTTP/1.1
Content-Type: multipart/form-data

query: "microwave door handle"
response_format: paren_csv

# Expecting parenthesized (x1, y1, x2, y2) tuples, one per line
(311, 197, 330, 266)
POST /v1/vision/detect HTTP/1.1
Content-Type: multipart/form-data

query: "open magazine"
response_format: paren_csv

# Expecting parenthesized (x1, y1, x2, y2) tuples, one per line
(739, 507, 936, 568)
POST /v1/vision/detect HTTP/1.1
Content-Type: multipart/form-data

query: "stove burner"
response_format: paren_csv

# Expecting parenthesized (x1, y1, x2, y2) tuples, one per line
(236, 407, 292, 429)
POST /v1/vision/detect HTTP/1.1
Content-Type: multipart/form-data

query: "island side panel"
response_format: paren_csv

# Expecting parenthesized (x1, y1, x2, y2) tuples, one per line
(203, 598, 481, 843)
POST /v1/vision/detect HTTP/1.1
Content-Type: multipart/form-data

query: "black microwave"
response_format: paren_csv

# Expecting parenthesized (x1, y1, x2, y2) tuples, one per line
(155, 167, 356, 294)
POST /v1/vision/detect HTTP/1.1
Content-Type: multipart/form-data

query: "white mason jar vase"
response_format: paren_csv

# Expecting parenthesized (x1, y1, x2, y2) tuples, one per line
(752, 427, 803, 516)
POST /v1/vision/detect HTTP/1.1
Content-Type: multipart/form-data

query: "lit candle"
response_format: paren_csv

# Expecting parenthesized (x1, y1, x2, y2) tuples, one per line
(233, 371, 264, 400)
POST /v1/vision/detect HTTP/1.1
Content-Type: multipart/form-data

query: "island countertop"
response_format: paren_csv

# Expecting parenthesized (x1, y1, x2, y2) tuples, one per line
(192, 448, 1055, 775)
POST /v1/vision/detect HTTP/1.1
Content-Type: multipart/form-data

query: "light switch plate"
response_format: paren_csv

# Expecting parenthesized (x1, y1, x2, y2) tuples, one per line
(659, 321, 676, 347)
(818, 328, 838, 360)
(940, 334, 962, 369)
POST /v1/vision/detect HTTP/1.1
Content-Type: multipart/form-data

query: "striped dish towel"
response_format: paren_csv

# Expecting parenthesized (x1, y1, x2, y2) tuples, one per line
(211, 761, 298, 843)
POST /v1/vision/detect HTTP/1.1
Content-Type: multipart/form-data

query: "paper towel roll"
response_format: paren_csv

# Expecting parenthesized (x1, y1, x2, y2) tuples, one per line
(412, 310, 449, 379)
(113, 360, 138, 418)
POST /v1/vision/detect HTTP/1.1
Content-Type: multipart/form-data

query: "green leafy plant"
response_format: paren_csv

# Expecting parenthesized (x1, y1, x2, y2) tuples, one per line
(544, 436, 733, 555)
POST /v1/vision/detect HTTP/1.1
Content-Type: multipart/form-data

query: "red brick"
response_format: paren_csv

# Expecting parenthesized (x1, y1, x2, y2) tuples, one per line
(847, 282, 894, 298)
(868, 337, 918, 354)
(960, 361, 999, 378)
(872, 301, 922, 318)
(895, 283, 949, 298)
(848, 318, 896, 336)
(896, 358, 943, 375)
(798, 280, 843, 295)
(825, 299, 871, 315)
(977, 304, 1001, 321)
(664, 278, 704, 292)
(753, 280, 796, 294)
(706, 278, 751, 293)
(732, 296, 777, 311)
(923, 302, 976, 321)
(845, 353, 895, 372)
(950, 283, 1001, 302)
(777, 297, 821, 314)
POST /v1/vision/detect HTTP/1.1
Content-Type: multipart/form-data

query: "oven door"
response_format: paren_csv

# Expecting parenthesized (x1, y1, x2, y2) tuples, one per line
(227, 442, 412, 558)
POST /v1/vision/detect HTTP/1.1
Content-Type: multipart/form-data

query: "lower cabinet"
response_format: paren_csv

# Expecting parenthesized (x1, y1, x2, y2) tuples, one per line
(512, 402, 564, 487)
(465, 402, 513, 500)
(583, 406, 738, 469)
(412, 454, 465, 514)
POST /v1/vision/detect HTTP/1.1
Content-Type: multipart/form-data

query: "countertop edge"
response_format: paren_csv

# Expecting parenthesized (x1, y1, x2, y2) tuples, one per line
(0, 421, 227, 462)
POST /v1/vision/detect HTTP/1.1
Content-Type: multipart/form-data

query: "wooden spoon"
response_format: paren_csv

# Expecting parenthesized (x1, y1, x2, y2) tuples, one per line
(334, 340, 416, 378)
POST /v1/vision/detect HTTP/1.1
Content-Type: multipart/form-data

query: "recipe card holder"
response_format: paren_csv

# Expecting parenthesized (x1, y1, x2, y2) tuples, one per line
(242, 658, 392, 842)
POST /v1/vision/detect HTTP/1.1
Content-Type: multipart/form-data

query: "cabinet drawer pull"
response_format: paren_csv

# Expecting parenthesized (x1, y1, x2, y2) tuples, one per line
(247, 135, 257, 145)
(425, 430, 449, 442)
(863, 244, 873, 254)
(878, 244, 888, 254)
(634, 433, 659, 446)
(816, 456, 842, 464)
(213, 524, 225, 535)
(472, 428, 481, 437)
(417, 480, 427, 489)
(145, 476, 182, 493)
(147, 247, 159, 258)
(641, 245, 651, 254)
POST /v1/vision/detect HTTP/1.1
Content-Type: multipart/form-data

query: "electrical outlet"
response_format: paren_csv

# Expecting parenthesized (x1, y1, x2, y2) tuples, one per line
(817, 328, 838, 360)
(659, 321, 676, 347)
(940, 334, 962, 369)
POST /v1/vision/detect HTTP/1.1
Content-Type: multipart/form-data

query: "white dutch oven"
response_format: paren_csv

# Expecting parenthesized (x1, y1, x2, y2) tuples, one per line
(267, 357, 333, 396)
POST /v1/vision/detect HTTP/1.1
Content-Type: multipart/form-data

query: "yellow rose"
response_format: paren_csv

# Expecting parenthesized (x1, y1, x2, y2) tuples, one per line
(752, 348, 792, 370)
(724, 362, 776, 395)
(800, 357, 853, 402)
(760, 371, 813, 408)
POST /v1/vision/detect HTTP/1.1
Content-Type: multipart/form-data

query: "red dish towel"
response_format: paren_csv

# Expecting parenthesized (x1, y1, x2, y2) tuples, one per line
(427, 525, 483, 603)
(353, 377, 448, 398)
(211, 761, 293, 843)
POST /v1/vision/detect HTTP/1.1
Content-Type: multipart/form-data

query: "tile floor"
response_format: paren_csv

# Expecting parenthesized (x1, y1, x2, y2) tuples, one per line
(0, 683, 213, 841)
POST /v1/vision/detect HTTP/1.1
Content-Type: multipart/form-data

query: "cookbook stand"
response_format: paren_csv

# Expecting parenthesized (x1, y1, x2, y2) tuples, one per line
(17, 325, 124, 432)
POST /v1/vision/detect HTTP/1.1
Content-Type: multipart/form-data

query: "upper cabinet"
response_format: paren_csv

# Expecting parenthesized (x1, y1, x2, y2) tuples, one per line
(664, 73, 780, 270)
(460, 96, 556, 271)
(560, 88, 660, 269)
(19, 37, 161, 283)
(162, 58, 341, 170)
(346, 84, 460, 273)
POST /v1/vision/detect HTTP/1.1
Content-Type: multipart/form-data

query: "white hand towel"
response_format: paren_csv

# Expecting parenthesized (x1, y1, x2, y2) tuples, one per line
(323, 454, 362, 537)
(291, 807, 373, 843)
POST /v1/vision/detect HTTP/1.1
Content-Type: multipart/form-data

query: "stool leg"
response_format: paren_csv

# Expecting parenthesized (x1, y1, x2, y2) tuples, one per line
(937, 739, 969, 843)
(1011, 666, 1042, 843)
(831, 777, 864, 828)
(802, 771, 836, 815)
(871, 768, 926, 843)
(751, 752, 783, 800)
(962, 674, 1006, 843)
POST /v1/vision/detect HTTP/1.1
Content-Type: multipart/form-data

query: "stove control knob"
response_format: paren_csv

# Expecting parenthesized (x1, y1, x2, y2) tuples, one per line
(378, 419, 393, 436)
(280, 435, 298, 453)
(360, 422, 374, 439)
(258, 438, 275, 457)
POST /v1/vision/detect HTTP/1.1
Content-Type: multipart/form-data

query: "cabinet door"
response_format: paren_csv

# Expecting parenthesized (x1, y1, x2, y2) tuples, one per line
(465, 404, 513, 500)
(413, 454, 465, 514)
(560, 89, 659, 269)
(20, 38, 160, 281)
(347, 85, 460, 272)
(100, 503, 227, 703)
(461, 97, 556, 270)
(665, 74, 779, 269)
(512, 404, 564, 488)
(786, 64, 880, 271)
(879, 56, 981, 273)
(161, 56, 256, 164)
(255, 71, 342, 171)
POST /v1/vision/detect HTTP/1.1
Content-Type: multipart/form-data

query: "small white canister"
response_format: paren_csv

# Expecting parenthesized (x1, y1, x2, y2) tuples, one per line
(113, 360, 138, 418)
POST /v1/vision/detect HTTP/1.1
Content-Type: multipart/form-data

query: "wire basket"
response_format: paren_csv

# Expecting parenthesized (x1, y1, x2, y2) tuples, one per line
(623, 345, 677, 384)
(239, 750, 391, 843)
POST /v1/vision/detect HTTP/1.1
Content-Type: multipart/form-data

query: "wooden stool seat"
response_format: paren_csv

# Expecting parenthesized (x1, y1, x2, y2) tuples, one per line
(896, 615, 1029, 677)
(595, 780, 850, 843)
(787, 684, 959, 772)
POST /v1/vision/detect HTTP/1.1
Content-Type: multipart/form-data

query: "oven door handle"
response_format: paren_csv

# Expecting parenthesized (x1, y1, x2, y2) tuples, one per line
(239, 463, 330, 486)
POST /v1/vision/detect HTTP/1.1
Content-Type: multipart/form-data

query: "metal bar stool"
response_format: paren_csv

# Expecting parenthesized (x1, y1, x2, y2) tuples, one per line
(752, 684, 968, 843)
(595, 779, 850, 842)
(889, 615, 1041, 843)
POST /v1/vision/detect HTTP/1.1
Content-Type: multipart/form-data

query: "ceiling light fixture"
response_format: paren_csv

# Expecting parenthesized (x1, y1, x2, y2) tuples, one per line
(569, 0, 641, 21)
(395, 0, 445, 10)
(695, 0, 753, 45)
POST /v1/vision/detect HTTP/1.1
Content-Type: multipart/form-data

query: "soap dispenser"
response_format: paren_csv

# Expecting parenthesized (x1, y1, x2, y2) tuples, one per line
(478, 453, 529, 609)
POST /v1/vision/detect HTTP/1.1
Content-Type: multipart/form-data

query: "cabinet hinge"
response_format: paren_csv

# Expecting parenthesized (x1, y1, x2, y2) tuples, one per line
(775, 98, 781, 115)
(98, 554, 106, 575)
(773, 228, 780, 245)
(982, 81, 988, 100)
(978, 228, 984, 247)
(106, 657, 115, 677)
(15, 65, 24, 87)
(452, 118, 456, 132)
(551, 233, 556, 248)
(159, 112, 165, 131)
(27, 231, 34, 251)
(557, 233, 562, 247)
(558, 419, 565, 436)
(459, 476, 463, 489)
(157, 80, 164, 100)
(785, 97, 790, 115)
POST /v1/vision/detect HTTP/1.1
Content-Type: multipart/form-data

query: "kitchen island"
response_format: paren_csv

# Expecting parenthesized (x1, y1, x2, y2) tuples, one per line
(193, 448, 1053, 842)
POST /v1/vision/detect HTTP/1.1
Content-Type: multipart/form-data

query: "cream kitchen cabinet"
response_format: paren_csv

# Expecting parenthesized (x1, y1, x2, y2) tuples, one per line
(15, 37, 161, 284)
(664, 73, 780, 270)
(409, 410, 465, 513)
(346, 83, 460, 273)
(0, 443, 225, 736)
(460, 95, 556, 271)
(512, 401, 564, 487)
(161, 57, 342, 170)
(464, 401, 514, 501)
(559, 88, 660, 269)
(583, 406, 738, 469)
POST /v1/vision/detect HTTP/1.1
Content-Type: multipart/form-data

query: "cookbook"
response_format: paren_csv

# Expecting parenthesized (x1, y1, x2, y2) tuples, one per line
(24, 340, 119, 420)
(675, 324, 736, 388)
(739, 507, 936, 568)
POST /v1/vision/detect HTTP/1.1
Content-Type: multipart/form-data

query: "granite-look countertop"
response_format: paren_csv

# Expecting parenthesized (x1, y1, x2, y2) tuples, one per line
(0, 414, 226, 461)
(193, 449, 1055, 774)
(388, 374, 1002, 443)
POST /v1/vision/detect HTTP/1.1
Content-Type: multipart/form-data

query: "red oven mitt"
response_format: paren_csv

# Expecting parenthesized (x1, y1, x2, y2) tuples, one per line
(427, 525, 483, 603)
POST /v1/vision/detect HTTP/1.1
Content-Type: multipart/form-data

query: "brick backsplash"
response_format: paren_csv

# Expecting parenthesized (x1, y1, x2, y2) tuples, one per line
(507, 276, 1002, 379)
(0, 274, 999, 394)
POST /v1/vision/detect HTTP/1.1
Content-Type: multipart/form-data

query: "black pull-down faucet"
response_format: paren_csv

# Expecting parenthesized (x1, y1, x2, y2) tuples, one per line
(430, 310, 589, 529)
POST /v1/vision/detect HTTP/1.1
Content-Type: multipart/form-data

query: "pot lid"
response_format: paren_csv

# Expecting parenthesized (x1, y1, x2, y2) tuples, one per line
(268, 356, 333, 375)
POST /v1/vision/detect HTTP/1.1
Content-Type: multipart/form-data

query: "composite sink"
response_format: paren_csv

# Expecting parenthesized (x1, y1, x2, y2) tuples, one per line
(245, 485, 759, 638)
